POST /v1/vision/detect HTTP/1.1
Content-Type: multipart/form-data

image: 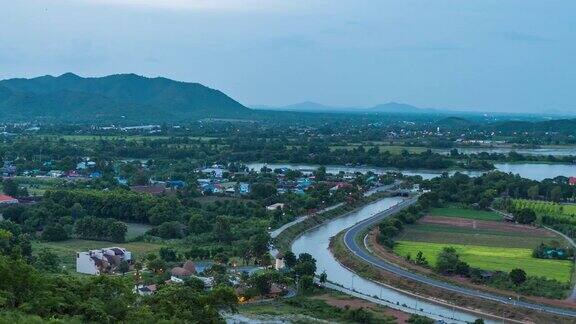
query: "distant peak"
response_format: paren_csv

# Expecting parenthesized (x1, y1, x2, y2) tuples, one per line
(58, 72, 81, 79)
(285, 101, 329, 108)
(298, 101, 323, 105)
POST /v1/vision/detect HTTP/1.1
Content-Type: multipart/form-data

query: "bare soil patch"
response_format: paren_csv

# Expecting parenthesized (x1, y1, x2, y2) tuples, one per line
(421, 215, 555, 236)
(313, 293, 411, 323)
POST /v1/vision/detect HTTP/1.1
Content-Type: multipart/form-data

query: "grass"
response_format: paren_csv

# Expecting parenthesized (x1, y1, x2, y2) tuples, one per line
(429, 207, 502, 221)
(125, 223, 153, 240)
(397, 224, 564, 249)
(393, 241, 573, 282)
(13, 176, 64, 196)
(33, 239, 164, 270)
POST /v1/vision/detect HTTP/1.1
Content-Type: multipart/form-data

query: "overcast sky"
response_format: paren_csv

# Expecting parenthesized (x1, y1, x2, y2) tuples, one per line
(1, 0, 575, 113)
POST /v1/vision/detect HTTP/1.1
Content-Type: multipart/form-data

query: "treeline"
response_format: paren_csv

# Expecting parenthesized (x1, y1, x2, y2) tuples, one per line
(227, 141, 493, 171)
(74, 217, 127, 242)
(423, 171, 576, 208)
(0, 255, 237, 323)
(5, 186, 276, 263)
(44, 189, 159, 223)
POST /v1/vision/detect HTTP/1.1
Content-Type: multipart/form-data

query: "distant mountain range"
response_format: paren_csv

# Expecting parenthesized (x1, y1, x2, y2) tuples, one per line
(253, 101, 576, 117)
(0, 73, 252, 122)
(1, 74, 573, 124)
(253, 101, 448, 114)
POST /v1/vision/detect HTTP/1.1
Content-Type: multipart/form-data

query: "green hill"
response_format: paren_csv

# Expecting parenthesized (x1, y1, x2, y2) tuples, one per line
(0, 73, 252, 122)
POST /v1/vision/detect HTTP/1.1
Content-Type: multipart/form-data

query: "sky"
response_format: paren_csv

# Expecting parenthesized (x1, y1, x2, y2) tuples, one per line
(1, 0, 575, 113)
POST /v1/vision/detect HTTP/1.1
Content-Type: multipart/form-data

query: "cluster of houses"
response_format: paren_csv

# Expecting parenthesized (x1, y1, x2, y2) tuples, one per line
(276, 176, 314, 195)
(1, 161, 17, 177)
(3, 159, 103, 181)
(197, 179, 250, 195)
(130, 179, 187, 196)
(75, 246, 288, 301)
(197, 164, 251, 195)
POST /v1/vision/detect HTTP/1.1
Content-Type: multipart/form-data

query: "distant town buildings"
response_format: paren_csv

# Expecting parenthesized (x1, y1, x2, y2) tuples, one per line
(0, 194, 18, 205)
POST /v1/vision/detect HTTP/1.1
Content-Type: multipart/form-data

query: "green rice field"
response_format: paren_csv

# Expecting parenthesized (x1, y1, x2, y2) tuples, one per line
(393, 241, 573, 282)
(429, 207, 502, 221)
(125, 223, 154, 240)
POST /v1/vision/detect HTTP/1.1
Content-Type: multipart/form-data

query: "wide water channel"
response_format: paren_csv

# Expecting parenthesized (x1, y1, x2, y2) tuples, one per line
(292, 197, 492, 323)
(433, 146, 576, 157)
(246, 162, 576, 181)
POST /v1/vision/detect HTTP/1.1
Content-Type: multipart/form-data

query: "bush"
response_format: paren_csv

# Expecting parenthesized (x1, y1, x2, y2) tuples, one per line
(407, 314, 435, 324)
(149, 221, 186, 239)
(514, 208, 536, 224)
(41, 224, 69, 242)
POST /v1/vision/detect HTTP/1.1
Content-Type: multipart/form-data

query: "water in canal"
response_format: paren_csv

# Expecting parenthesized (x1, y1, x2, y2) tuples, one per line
(292, 197, 491, 323)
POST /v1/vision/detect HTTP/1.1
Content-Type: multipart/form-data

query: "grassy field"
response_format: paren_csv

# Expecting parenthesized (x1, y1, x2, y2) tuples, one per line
(429, 207, 502, 221)
(125, 223, 153, 240)
(397, 224, 563, 249)
(33, 239, 164, 270)
(12, 176, 64, 196)
(393, 241, 573, 282)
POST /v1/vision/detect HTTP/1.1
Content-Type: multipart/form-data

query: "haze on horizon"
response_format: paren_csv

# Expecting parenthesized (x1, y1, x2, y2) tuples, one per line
(1, 0, 575, 114)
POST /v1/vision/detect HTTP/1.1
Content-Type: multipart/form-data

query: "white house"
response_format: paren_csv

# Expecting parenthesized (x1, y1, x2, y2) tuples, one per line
(274, 253, 285, 270)
(266, 203, 285, 211)
(48, 170, 64, 178)
(76, 247, 132, 275)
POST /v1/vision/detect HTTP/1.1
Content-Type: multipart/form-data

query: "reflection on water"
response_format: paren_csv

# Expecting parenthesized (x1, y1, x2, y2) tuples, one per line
(494, 163, 576, 181)
(245, 162, 481, 180)
(246, 162, 576, 181)
(434, 147, 576, 157)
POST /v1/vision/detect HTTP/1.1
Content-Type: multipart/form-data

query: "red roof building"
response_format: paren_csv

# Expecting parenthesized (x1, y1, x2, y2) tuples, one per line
(0, 194, 18, 205)
(569, 177, 576, 186)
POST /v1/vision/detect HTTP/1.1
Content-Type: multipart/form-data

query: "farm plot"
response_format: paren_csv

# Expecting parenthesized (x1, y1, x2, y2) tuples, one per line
(396, 222, 561, 249)
(390, 206, 574, 283)
(428, 207, 502, 221)
(393, 241, 572, 282)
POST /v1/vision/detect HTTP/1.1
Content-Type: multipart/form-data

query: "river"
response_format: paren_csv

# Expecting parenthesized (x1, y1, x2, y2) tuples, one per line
(245, 162, 576, 181)
(434, 147, 576, 157)
(291, 197, 490, 323)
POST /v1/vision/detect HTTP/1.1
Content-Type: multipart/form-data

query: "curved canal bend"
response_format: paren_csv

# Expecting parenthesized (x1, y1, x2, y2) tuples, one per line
(291, 197, 489, 324)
